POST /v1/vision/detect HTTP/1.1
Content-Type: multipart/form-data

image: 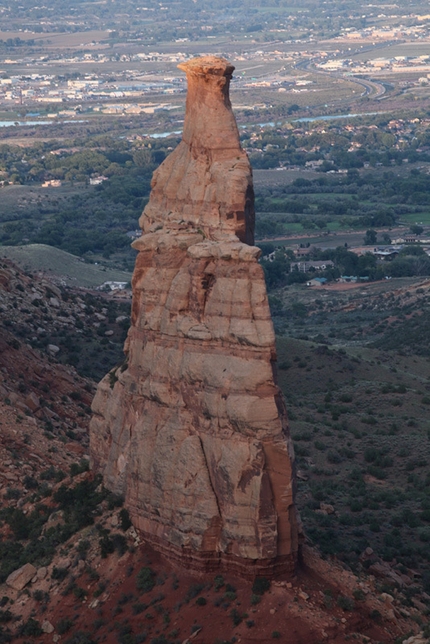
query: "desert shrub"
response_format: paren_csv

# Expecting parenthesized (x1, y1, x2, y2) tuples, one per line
(361, 415, 377, 425)
(57, 618, 74, 635)
(99, 534, 115, 558)
(119, 508, 132, 531)
(64, 631, 97, 644)
(136, 567, 155, 594)
(314, 440, 327, 451)
(112, 533, 128, 555)
(214, 575, 225, 591)
(76, 539, 90, 557)
(53, 475, 105, 536)
(252, 577, 271, 595)
(70, 459, 90, 477)
(230, 608, 243, 626)
(0, 611, 12, 624)
(106, 493, 124, 510)
(337, 595, 355, 611)
(327, 450, 342, 464)
(40, 466, 65, 482)
(23, 476, 39, 490)
(185, 583, 204, 603)
(4, 488, 20, 500)
(367, 465, 387, 480)
(19, 618, 43, 637)
(132, 602, 147, 615)
(364, 447, 392, 468)
(294, 444, 310, 457)
(73, 586, 87, 600)
(33, 590, 49, 603)
(52, 566, 69, 581)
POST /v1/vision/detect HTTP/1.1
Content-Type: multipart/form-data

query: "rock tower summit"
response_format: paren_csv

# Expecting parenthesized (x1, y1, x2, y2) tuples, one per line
(90, 56, 300, 577)
(140, 56, 255, 245)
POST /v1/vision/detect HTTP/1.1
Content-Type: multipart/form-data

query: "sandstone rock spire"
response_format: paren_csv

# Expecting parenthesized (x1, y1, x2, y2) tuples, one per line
(90, 56, 299, 577)
(140, 56, 255, 245)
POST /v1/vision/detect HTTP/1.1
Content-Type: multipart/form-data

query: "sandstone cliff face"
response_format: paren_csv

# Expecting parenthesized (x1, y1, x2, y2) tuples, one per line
(90, 56, 299, 577)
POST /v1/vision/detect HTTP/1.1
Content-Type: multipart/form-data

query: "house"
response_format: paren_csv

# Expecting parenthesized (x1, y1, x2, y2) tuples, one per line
(89, 176, 108, 185)
(306, 277, 327, 287)
(97, 281, 129, 291)
(42, 180, 61, 188)
(291, 260, 334, 272)
(373, 247, 400, 260)
(294, 247, 314, 258)
(339, 275, 358, 283)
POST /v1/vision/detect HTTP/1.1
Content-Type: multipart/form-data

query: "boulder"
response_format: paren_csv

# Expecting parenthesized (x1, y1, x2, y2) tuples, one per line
(6, 563, 37, 590)
(42, 621, 54, 634)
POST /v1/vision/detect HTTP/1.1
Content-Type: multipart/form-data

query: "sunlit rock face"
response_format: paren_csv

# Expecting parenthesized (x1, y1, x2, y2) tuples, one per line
(90, 56, 300, 578)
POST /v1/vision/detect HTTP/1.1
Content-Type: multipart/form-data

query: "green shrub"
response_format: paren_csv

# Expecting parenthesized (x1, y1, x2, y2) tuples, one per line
(119, 508, 132, 531)
(64, 631, 97, 644)
(57, 618, 74, 635)
(214, 575, 225, 591)
(337, 595, 355, 611)
(0, 610, 12, 624)
(132, 602, 147, 614)
(52, 566, 69, 581)
(185, 583, 204, 603)
(230, 608, 243, 626)
(136, 567, 155, 594)
(252, 577, 271, 596)
(19, 618, 43, 637)
(327, 450, 342, 464)
(73, 586, 86, 600)
(32, 590, 49, 603)
(70, 459, 90, 477)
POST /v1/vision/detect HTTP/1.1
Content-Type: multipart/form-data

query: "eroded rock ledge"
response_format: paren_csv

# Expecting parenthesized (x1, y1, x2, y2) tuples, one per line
(90, 56, 300, 578)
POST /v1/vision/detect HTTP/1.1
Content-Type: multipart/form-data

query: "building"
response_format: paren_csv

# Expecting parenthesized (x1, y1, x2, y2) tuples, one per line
(306, 277, 328, 287)
(291, 260, 334, 272)
(42, 180, 62, 187)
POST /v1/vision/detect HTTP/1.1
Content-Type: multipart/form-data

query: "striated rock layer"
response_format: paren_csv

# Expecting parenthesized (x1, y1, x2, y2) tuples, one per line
(90, 56, 300, 577)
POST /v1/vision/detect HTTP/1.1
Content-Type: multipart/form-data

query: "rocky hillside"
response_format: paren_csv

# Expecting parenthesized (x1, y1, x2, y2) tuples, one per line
(0, 258, 130, 382)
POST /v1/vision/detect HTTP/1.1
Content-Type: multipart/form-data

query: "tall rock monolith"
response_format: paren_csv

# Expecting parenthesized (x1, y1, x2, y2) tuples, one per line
(90, 56, 300, 577)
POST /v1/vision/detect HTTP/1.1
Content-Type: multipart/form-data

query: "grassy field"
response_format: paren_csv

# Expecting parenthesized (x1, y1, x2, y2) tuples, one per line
(352, 41, 430, 61)
(0, 30, 110, 47)
(0, 244, 132, 288)
(398, 211, 430, 226)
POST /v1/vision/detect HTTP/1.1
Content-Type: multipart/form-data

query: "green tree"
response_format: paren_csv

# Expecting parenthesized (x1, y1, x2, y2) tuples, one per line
(364, 229, 377, 246)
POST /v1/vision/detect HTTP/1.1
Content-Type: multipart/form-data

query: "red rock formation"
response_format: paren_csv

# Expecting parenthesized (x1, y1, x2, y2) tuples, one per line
(90, 56, 300, 577)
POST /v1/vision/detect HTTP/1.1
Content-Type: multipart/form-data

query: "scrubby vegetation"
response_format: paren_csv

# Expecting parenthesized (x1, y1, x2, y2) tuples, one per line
(273, 276, 430, 591)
